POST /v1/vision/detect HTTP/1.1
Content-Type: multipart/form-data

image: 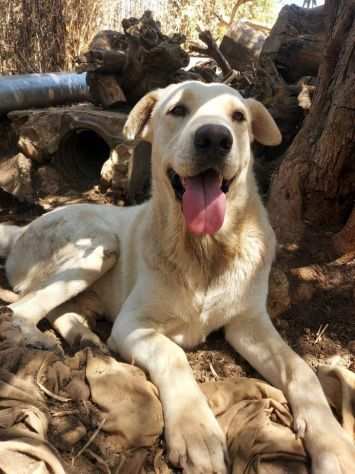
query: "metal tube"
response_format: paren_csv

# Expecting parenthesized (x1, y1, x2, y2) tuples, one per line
(0, 73, 89, 114)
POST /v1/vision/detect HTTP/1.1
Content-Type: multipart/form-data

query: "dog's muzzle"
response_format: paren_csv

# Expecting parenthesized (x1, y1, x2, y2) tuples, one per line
(166, 124, 236, 236)
(194, 124, 233, 160)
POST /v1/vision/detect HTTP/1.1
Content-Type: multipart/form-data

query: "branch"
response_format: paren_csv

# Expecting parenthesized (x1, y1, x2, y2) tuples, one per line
(212, 12, 229, 27)
(189, 30, 232, 77)
(228, 0, 254, 26)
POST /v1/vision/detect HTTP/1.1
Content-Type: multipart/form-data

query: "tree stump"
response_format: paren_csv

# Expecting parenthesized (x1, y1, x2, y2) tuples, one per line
(268, 0, 355, 245)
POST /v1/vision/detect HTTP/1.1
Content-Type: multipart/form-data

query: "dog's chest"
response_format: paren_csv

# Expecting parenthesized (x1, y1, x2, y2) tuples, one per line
(166, 267, 249, 349)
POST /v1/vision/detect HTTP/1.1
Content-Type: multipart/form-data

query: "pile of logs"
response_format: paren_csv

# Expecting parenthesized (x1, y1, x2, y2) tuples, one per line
(76, 10, 246, 107)
(77, 11, 193, 106)
(77, 7, 325, 152)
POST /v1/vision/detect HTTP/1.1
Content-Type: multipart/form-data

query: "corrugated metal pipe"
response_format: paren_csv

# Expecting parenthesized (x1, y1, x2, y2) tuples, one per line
(0, 73, 89, 114)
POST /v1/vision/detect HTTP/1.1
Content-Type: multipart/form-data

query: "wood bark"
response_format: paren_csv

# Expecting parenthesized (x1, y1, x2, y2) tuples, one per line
(333, 207, 355, 255)
(268, 0, 355, 244)
(257, 5, 325, 89)
(220, 21, 268, 73)
(255, 5, 326, 151)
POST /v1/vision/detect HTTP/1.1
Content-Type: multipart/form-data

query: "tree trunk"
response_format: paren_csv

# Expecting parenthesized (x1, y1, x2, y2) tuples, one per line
(255, 5, 326, 152)
(268, 0, 355, 245)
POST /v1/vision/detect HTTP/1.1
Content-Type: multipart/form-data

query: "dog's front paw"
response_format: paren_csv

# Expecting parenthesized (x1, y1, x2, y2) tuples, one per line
(165, 397, 227, 474)
(305, 428, 355, 474)
(11, 314, 62, 352)
(79, 330, 109, 353)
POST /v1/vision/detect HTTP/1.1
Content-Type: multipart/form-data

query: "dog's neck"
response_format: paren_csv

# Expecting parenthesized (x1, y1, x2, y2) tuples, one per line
(144, 162, 262, 281)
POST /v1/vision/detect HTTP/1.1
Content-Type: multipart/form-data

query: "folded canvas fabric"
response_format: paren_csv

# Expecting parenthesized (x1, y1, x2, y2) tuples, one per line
(0, 309, 354, 473)
(202, 380, 308, 474)
(85, 349, 164, 449)
(318, 364, 355, 440)
(0, 368, 66, 474)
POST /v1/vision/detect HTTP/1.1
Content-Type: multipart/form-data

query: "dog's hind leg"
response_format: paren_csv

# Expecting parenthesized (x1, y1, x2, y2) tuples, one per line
(46, 293, 108, 352)
(8, 242, 118, 349)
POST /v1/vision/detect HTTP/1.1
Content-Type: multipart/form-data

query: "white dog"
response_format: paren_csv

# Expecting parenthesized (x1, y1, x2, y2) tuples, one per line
(0, 82, 354, 473)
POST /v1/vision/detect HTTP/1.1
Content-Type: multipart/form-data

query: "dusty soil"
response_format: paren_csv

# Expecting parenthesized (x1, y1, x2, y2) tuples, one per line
(0, 184, 354, 473)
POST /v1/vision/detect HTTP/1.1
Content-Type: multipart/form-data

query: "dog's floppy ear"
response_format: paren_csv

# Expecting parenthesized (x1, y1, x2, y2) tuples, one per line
(244, 98, 282, 146)
(123, 90, 160, 142)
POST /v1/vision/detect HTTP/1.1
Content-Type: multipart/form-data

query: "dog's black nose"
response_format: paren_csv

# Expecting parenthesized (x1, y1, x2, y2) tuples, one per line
(194, 124, 233, 157)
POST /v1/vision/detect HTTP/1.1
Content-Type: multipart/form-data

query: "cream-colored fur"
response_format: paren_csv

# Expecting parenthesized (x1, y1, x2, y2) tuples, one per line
(1, 82, 354, 473)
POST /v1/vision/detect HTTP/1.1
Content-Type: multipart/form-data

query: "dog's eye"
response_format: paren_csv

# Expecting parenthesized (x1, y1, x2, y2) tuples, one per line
(232, 110, 245, 122)
(168, 104, 188, 117)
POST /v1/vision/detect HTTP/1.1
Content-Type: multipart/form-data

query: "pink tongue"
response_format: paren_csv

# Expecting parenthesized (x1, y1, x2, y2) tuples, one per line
(182, 170, 226, 235)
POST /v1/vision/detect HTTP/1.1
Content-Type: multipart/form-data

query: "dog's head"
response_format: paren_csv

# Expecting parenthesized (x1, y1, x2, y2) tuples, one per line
(124, 81, 281, 236)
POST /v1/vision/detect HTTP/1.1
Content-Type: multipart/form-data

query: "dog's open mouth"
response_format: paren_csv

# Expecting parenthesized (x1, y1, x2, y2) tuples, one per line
(167, 168, 235, 236)
(168, 168, 234, 200)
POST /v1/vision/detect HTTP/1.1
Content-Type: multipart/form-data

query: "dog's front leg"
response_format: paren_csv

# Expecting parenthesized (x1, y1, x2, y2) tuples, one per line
(109, 312, 227, 474)
(225, 311, 355, 474)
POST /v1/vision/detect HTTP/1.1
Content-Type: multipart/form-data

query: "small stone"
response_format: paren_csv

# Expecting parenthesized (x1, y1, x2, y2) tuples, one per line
(347, 340, 355, 355)
(18, 136, 42, 161)
(61, 421, 87, 447)
(35, 166, 62, 195)
(0, 153, 33, 202)
(293, 282, 315, 303)
(51, 416, 87, 448)
(65, 377, 90, 401)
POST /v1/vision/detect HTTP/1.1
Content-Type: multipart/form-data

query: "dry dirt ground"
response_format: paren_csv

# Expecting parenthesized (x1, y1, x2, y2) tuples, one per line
(0, 185, 354, 473)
